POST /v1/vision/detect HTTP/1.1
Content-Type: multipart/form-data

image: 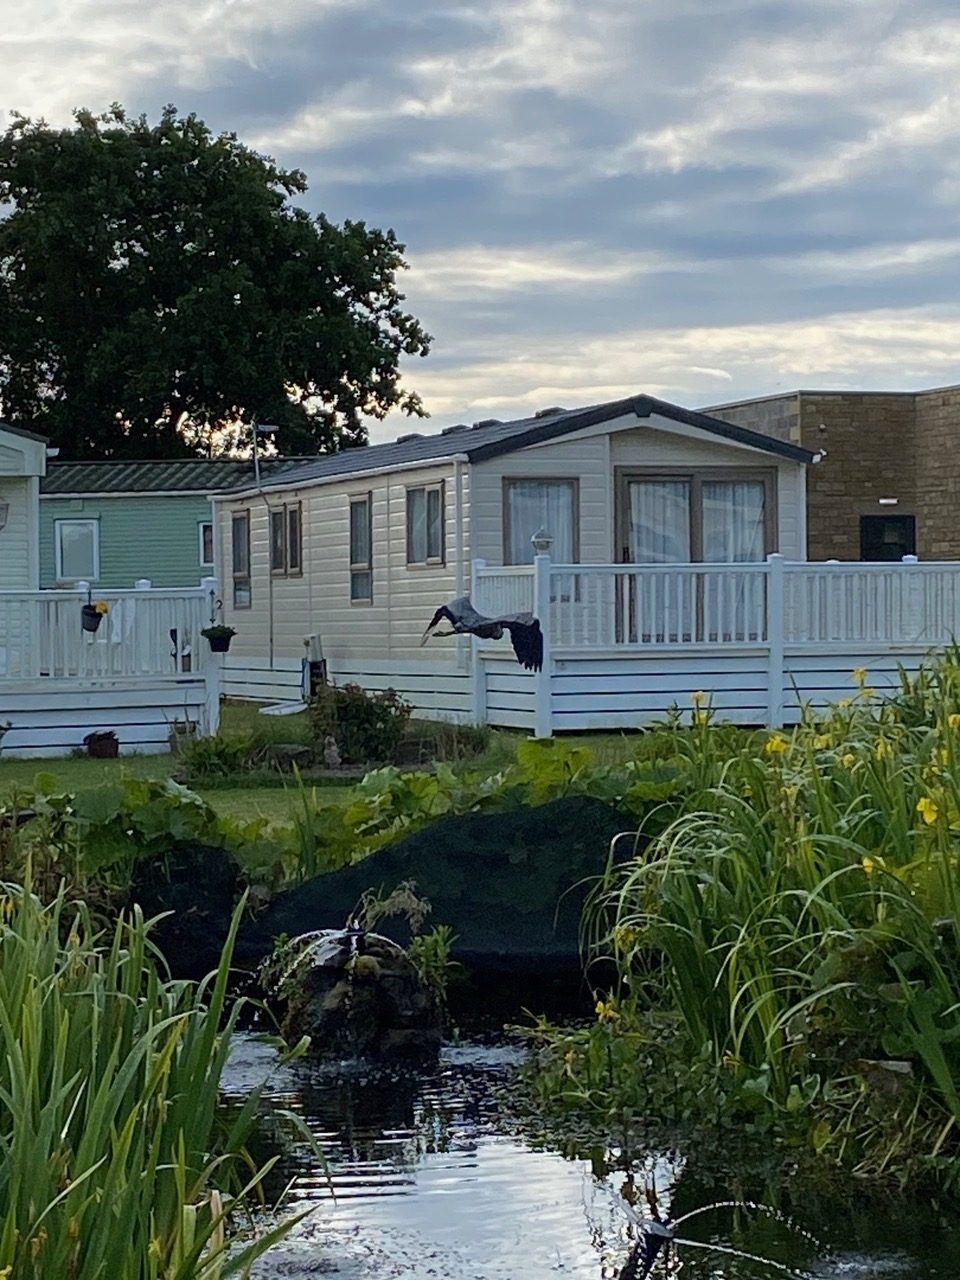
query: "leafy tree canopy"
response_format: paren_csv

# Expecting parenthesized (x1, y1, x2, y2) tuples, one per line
(0, 104, 431, 458)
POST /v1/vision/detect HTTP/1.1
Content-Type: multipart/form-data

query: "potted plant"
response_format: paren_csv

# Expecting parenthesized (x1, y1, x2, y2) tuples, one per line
(201, 624, 236, 653)
(83, 729, 119, 759)
(81, 600, 109, 633)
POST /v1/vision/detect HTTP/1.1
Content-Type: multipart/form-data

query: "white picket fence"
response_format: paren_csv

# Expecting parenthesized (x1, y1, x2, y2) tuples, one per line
(471, 554, 960, 735)
(0, 581, 222, 757)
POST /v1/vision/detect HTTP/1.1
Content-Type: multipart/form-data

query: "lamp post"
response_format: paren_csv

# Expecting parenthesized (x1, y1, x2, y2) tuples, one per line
(531, 526, 553, 555)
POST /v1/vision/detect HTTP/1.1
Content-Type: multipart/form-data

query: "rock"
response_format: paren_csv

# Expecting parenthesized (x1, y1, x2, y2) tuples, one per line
(239, 795, 631, 974)
(260, 928, 442, 1058)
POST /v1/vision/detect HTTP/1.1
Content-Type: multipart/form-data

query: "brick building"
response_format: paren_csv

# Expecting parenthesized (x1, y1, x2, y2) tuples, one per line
(707, 386, 960, 562)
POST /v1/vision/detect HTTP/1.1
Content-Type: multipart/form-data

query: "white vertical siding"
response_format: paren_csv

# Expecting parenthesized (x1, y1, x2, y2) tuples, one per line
(218, 461, 467, 665)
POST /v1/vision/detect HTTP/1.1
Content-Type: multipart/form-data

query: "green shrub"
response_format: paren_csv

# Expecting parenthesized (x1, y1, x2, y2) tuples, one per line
(177, 731, 262, 779)
(309, 682, 412, 764)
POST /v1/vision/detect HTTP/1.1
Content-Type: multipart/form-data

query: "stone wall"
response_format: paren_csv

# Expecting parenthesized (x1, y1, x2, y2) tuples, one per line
(710, 391, 920, 561)
(797, 392, 917, 562)
(706, 393, 801, 446)
(914, 387, 960, 559)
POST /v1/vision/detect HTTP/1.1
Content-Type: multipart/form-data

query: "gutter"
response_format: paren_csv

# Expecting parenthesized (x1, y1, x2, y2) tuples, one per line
(216, 453, 465, 502)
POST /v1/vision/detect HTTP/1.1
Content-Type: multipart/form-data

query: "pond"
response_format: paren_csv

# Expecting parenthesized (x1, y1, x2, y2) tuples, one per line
(222, 1035, 960, 1279)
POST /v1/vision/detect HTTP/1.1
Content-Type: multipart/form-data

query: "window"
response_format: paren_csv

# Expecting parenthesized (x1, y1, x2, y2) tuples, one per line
(270, 509, 286, 573)
(406, 483, 444, 564)
(503, 479, 578, 564)
(287, 505, 303, 574)
(55, 519, 99, 582)
(232, 510, 251, 608)
(617, 470, 774, 563)
(199, 522, 214, 569)
(270, 503, 303, 575)
(860, 514, 916, 562)
(349, 494, 372, 602)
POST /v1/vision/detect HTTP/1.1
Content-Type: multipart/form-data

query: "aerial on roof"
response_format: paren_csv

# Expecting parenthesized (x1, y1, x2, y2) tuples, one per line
(222, 393, 817, 496)
(40, 456, 314, 496)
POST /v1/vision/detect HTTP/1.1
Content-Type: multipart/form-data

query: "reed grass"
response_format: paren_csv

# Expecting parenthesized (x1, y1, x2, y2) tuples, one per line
(0, 880, 299, 1279)
(572, 656, 960, 1183)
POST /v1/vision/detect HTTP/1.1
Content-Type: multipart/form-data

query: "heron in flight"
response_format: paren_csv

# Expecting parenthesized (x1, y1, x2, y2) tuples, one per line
(421, 596, 543, 671)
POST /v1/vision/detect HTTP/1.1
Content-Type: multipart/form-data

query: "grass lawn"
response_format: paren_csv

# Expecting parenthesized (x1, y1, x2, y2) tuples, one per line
(0, 696, 645, 824)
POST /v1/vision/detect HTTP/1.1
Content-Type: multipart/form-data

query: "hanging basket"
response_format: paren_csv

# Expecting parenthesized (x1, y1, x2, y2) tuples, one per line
(202, 626, 236, 653)
(80, 604, 103, 633)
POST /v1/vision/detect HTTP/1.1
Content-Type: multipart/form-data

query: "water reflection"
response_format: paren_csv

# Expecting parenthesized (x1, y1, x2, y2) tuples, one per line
(222, 1036, 960, 1280)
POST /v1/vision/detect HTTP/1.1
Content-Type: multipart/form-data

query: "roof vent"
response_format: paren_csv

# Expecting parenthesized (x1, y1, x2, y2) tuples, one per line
(441, 423, 469, 436)
(534, 405, 567, 419)
(472, 418, 502, 429)
(396, 432, 423, 443)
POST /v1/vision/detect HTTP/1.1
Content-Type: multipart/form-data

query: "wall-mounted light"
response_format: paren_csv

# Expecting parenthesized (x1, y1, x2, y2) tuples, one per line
(0, 498, 8, 532)
(878, 497, 899, 506)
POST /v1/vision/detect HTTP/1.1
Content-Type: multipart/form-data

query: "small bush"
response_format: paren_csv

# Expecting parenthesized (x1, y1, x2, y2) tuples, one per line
(177, 731, 261, 779)
(309, 682, 412, 764)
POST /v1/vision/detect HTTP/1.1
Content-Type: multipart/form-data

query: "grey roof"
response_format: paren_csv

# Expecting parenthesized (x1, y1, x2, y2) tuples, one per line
(41, 456, 315, 496)
(241, 394, 816, 494)
(0, 421, 48, 444)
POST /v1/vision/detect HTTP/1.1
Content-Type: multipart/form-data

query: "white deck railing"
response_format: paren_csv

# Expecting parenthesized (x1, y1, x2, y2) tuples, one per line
(0, 582, 218, 680)
(474, 555, 960, 651)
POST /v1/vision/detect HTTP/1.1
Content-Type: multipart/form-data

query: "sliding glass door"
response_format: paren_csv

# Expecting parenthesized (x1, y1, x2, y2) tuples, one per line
(617, 471, 774, 642)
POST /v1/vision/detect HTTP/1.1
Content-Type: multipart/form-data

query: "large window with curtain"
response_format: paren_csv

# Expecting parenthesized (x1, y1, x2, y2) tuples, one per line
(502, 479, 579, 564)
(617, 471, 774, 563)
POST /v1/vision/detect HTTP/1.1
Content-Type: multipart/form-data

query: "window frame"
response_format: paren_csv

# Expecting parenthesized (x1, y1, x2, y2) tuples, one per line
(287, 503, 303, 575)
(269, 502, 303, 576)
(198, 521, 214, 570)
(349, 492, 373, 604)
(405, 481, 446, 566)
(859, 513, 916, 562)
(55, 518, 100, 582)
(502, 477, 580, 565)
(614, 466, 778, 563)
(231, 509, 252, 609)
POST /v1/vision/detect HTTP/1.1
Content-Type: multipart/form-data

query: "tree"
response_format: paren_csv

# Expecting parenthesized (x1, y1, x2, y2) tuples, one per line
(0, 105, 431, 458)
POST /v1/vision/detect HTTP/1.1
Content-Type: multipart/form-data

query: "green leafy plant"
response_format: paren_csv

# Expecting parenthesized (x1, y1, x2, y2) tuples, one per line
(408, 924, 459, 1002)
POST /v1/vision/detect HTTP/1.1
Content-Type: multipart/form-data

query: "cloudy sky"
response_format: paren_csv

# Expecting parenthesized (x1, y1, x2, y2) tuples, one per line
(6, 0, 960, 439)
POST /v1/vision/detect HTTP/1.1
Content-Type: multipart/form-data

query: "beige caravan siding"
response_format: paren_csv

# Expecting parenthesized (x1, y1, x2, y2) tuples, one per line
(470, 429, 613, 563)
(218, 461, 465, 664)
(609, 421, 806, 561)
(471, 414, 807, 564)
(0, 477, 35, 588)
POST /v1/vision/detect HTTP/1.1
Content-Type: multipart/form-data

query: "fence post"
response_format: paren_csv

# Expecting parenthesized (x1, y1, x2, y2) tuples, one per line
(533, 552, 553, 739)
(200, 577, 221, 736)
(470, 559, 488, 724)
(901, 554, 922, 643)
(766, 553, 785, 728)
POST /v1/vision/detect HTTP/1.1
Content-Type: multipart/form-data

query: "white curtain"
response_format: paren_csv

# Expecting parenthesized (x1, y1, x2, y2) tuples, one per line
(628, 481, 691, 563)
(506, 481, 575, 563)
(703, 481, 765, 562)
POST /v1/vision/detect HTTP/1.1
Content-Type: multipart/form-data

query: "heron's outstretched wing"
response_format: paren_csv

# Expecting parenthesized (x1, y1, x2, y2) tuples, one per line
(502, 617, 543, 672)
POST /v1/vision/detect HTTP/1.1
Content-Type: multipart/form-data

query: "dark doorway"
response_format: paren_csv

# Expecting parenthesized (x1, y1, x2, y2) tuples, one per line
(860, 514, 916, 561)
